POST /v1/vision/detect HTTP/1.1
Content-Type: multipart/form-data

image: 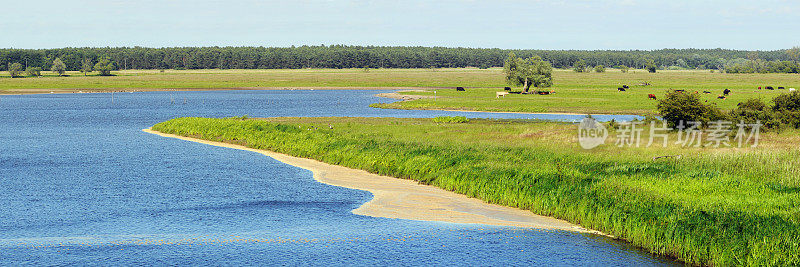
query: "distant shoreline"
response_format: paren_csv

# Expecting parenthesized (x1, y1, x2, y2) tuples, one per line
(144, 128, 605, 234)
(0, 86, 457, 96)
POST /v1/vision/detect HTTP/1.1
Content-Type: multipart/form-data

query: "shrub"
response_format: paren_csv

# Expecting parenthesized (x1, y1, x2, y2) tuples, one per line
(729, 98, 780, 129)
(25, 67, 42, 77)
(772, 91, 800, 112)
(772, 92, 800, 128)
(594, 65, 605, 73)
(657, 91, 726, 127)
(432, 116, 469, 123)
(174, 67, 186, 70)
(573, 60, 588, 72)
(618, 65, 629, 73)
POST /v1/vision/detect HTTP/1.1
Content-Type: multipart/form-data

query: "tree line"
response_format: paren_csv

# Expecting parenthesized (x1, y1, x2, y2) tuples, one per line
(1, 45, 798, 72)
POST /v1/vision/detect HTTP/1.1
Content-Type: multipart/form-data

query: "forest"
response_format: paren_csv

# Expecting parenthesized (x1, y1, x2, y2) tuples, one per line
(1, 45, 798, 73)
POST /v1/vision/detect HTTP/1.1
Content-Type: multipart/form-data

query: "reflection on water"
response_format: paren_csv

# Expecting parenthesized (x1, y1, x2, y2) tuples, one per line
(0, 90, 672, 265)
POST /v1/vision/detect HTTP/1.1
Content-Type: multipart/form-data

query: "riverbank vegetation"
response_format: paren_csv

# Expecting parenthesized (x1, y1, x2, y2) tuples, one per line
(152, 116, 800, 266)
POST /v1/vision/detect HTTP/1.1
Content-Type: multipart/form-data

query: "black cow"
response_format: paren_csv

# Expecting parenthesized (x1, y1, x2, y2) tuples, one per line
(703, 91, 711, 94)
(504, 87, 511, 91)
(456, 87, 465, 91)
(723, 89, 731, 95)
(766, 86, 774, 90)
(718, 95, 726, 99)
(778, 87, 785, 89)
(622, 85, 629, 89)
(675, 89, 685, 93)
(617, 88, 626, 92)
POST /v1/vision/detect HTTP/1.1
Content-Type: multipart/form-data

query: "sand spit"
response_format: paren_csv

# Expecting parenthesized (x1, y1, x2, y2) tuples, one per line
(144, 128, 604, 234)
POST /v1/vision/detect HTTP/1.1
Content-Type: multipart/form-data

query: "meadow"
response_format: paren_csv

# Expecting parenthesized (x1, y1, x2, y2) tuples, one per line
(152, 116, 800, 266)
(3, 68, 797, 115)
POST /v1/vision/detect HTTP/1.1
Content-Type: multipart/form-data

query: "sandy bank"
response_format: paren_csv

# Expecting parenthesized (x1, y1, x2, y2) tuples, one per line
(144, 128, 603, 234)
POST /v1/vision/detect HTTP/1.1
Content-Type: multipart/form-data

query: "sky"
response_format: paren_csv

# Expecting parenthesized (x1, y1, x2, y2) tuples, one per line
(2, 0, 799, 50)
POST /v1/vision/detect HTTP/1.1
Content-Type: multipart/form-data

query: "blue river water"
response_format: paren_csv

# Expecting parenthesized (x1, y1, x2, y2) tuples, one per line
(0, 90, 673, 265)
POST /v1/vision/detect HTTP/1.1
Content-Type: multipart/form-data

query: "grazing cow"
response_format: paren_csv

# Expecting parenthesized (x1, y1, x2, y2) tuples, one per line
(766, 86, 774, 90)
(718, 95, 726, 100)
(648, 94, 657, 100)
(778, 87, 785, 89)
(504, 87, 511, 91)
(496, 91, 509, 98)
(703, 91, 711, 94)
(723, 89, 731, 95)
(456, 87, 466, 91)
(622, 85, 630, 89)
(790, 88, 796, 92)
(617, 87, 626, 92)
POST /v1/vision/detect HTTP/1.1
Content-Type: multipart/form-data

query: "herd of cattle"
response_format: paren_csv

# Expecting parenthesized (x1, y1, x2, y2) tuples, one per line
(456, 85, 797, 100)
(619, 85, 796, 101)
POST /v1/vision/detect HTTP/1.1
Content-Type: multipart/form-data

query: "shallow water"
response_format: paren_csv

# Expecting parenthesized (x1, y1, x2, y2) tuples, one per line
(0, 90, 673, 265)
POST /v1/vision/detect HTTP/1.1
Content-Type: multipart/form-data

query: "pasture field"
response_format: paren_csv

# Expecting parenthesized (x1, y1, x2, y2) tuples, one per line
(2, 68, 798, 115)
(153, 116, 800, 266)
(372, 70, 800, 115)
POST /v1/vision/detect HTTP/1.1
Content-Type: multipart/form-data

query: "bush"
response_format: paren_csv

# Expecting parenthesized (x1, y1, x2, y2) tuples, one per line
(25, 67, 42, 77)
(729, 98, 780, 129)
(573, 60, 588, 72)
(594, 65, 605, 73)
(657, 91, 726, 127)
(772, 91, 800, 112)
(772, 92, 800, 128)
(432, 116, 469, 123)
(618, 65, 629, 73)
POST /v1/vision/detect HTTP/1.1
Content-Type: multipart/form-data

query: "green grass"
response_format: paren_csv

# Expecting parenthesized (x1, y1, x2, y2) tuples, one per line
(152, 116, 800, 266)
(0, 68, 503, 93)
(4, 68, 797, 115)
(373, 70, 800, 115)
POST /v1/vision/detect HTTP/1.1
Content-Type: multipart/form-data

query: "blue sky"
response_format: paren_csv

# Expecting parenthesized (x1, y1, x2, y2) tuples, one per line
(2, 0, 799, 50)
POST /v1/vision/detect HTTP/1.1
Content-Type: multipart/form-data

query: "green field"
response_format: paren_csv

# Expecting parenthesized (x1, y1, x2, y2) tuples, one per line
(373, 70, 800, 115)
(3, 68, 797, 115)
(153, 116, 800, 266)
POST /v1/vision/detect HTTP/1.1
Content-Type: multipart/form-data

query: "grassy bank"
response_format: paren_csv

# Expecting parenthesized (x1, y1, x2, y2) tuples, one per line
(152, 116, 800, 266)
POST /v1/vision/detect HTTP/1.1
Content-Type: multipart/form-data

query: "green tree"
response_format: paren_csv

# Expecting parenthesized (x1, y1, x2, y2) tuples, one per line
(618, 65, 629, 73)
(80, 58, 93, 76)
(25, 67, 42, 77)
(787, 46, 800, 64)
(94, 57, 115, 76)
(594, 65, 605, 73)
(51, 57, 67, 76)
(573, 59, 588, 72)
(8, 62, 23, 77)
(645, 60, 657, 73)
(503, 53, 553, 93)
